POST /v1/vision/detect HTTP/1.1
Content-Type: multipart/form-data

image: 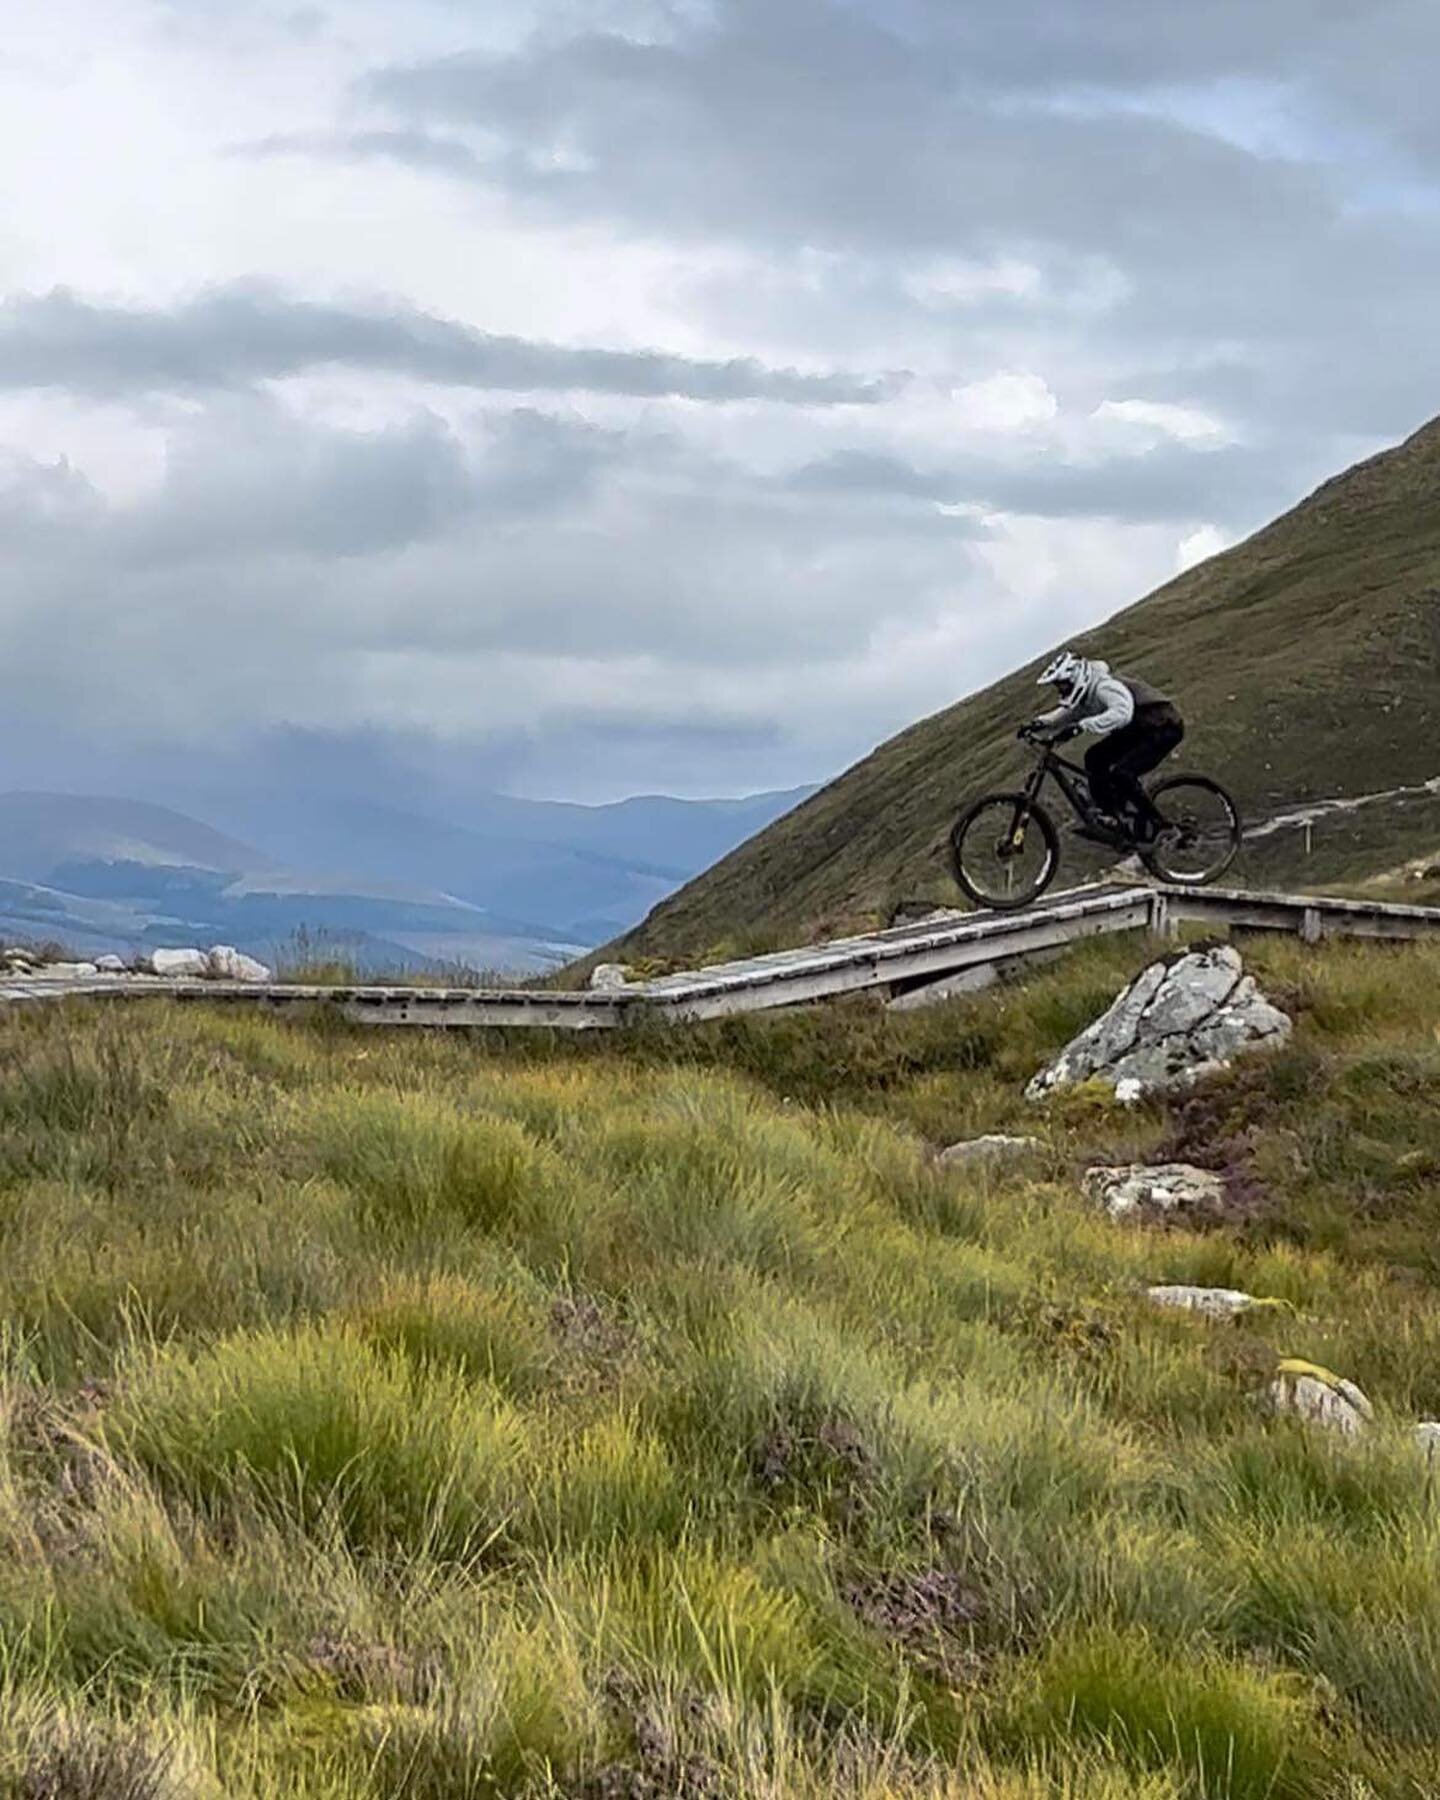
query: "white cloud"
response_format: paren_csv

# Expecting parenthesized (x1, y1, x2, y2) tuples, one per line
(1176, 523, 1231, 570)
(901, 255, 1043, 307)
(949, 371, 1060, 431)
(1093, 398, 1235, 445)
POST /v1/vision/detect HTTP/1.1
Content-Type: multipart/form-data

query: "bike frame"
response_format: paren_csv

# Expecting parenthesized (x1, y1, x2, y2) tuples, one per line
(1021, 742, 1100, 827)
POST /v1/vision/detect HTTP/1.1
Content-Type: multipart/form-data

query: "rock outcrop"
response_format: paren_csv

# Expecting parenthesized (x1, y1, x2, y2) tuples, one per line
(1083, 1163, 1226, 1222)
(145, 948, 211, 979)
(1267, 1359, 1373, 1437)
(137, 945, 272, 982)
(1027, 944, 1291, 1101)
(207, 946, 272, 983)
(589, 964, 631, 991)
(936, 1134, 1044, 1170)
(1145, 1284, 1260, 1319)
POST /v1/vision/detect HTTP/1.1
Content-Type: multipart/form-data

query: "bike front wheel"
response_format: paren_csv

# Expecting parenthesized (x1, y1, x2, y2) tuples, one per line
(949, 792, 1060, 910)
(1141, 776, 1242, 885)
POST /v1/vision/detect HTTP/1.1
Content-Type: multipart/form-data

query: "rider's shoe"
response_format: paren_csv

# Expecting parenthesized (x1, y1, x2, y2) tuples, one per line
(1074, 814, 1125, 846)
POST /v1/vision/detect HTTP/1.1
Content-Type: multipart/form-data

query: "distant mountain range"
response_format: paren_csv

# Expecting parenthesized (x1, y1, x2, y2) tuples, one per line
(0, 785, 812, 973)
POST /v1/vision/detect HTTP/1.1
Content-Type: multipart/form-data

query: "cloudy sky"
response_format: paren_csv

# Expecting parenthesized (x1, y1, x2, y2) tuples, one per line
(2, 0, 1437, 805)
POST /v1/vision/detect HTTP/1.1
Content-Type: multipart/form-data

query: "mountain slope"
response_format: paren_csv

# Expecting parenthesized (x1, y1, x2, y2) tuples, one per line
(0, 792, 283, 879)
(616, 415, 1440, 956)
(0, 784, 815, 971)
(0, 793, 574, 972)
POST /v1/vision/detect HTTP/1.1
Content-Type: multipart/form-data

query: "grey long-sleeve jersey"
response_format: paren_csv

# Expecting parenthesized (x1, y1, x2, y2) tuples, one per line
(1037, 660, 1167, 738)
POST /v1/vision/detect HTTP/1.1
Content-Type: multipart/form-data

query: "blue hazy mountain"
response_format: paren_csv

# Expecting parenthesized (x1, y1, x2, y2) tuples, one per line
(0, 785, 811, 972)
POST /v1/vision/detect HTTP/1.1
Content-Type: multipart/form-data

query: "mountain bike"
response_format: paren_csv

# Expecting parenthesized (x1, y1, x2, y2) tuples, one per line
(948, 726, 1242, 909)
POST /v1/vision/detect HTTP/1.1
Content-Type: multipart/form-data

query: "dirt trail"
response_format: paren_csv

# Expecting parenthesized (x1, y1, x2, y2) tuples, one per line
(1245, 775, 1440, 841)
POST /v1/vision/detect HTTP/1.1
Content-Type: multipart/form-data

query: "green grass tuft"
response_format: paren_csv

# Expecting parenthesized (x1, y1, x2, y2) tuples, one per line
(0, 933, 1439, 1792)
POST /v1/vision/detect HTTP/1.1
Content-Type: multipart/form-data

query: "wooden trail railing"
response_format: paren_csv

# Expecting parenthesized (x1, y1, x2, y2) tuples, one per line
(4, 881, 1440, 1030)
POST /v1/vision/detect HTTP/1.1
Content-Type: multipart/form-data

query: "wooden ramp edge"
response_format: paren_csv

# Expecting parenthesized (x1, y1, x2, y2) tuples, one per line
(3, 882, 1439, 1030)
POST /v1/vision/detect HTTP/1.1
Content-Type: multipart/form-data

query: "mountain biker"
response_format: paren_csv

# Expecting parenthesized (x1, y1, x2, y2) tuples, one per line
(1023, 651, 1184, 843)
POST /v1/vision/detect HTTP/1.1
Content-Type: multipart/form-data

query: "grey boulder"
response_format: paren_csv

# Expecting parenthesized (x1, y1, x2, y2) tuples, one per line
(144, 947, 211, 978)
(936, 1133, 1045, 1170)
(1027, 944, 1291, 1101)
(207, 945, 272, 983)
(1146, 1284, 1259, 1319)
(1267, 1360, 1373, 1437)
(1084, 1162, 1226, 1221)
(589, 964, 632, 991)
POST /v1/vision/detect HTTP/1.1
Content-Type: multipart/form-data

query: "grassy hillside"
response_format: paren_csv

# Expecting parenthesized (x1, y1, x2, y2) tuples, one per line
(3, 935, 1440, 1793)
(616, 417, 1440, 958)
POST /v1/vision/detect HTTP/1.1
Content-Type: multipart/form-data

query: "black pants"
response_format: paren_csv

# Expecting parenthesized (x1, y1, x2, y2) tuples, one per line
(1085, 703, 1184, 825)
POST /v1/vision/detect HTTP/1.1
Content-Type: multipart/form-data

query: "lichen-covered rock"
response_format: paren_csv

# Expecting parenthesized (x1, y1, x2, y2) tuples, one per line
(1416, 1421, 1440, 1463)
(1027, 944, 1291, 1101)
(1083, 1162, 1226, 1221)
(1146, 1284, 1259, 1319)
(936, 1133, 1044, 1170)
(1267, 1359, 1373, 1437)
(589, 964, 631, 991)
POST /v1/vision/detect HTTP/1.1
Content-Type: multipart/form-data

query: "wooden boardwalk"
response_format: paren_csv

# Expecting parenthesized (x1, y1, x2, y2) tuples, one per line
(4, 882, 1439, 1030)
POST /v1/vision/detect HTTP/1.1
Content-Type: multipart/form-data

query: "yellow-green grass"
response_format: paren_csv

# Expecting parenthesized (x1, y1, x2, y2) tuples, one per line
(0, 930, 1439, 1794)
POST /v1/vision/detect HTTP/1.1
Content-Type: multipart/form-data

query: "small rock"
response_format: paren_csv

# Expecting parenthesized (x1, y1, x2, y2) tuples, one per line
(45, 961, 100, 979)
(936, 1133, 1044, 1170)
(1083, 1162, 1226, 1221)
(1028, 944, 1291, 1102)
(1416, 1421, 1440, 1463)
(589, 964, 631, 991)
(207, 945, 272, 983)
(1267, 1358, 1373, 1437)
(1146, 1284, 1258, 1320)
(94, 954, 127, 973)
(144, 947, 210, 979)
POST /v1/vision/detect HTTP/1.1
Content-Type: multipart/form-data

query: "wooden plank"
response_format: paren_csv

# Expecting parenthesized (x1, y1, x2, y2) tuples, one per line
(1168, 885, 1440, 941)
(649, 893, 1156, 1020)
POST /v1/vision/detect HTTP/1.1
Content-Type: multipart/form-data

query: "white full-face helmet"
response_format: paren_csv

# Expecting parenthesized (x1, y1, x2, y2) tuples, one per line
(1038, 649, 1090, 705)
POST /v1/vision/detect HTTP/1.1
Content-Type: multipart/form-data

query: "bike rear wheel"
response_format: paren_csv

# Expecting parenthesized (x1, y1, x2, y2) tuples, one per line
(1141, 776, 1242, 885)
(949, 792, 1060, 910)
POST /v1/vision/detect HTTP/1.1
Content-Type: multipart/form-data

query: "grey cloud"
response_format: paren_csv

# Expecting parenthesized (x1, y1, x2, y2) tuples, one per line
(364, 7, 1336, 263)
(358, 0, 1440, 446)
(117, 403, 623, 567)
(0, 455, 106, 542)
(890, 0, 1428, 92)
(125, 406, 476, 563)
(0, 396, 983, 678)
(0, 286, 899, 405)
(11, 0, 1440, 803)
(0, 379, 1200, 801)
(787, 441, 1304, 526)
(239, 127, 489, 178)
